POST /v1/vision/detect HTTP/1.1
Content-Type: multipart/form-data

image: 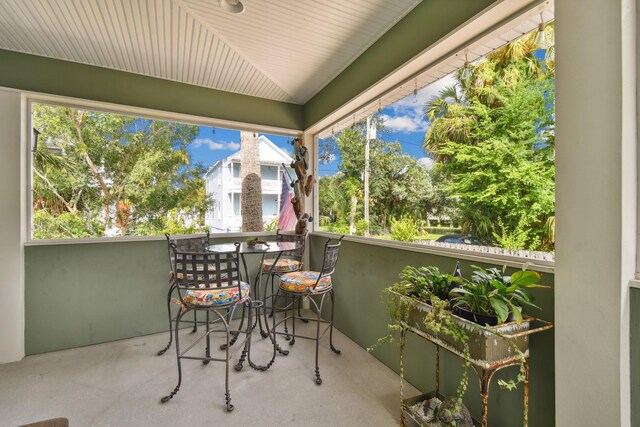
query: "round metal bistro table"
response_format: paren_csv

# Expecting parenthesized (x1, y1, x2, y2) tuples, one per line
(206, 240, 298, 370)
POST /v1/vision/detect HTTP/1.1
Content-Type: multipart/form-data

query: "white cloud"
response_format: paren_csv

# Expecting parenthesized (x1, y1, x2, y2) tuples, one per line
(193, 138, 240, 151)
(418, 157, 435, 170)
(381, 114, 429, 133)
(382, 72, 459, 134)
(378, 73, 462, 134)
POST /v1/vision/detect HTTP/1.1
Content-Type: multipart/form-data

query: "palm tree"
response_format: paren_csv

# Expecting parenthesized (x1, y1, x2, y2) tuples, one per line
(340, 176, 361, 235)
(423, 85, 472, 162)
(240, 131, 263, 232)
(423, 23, 555, 162)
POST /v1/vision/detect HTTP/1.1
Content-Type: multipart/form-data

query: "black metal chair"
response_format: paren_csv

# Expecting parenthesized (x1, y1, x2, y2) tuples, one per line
(262, 229, 308, 334)
(261, 229, 307, 276)
(270, 236, 344, 385)
(161, 242, 251, 412)
(157, 232, 210, 356)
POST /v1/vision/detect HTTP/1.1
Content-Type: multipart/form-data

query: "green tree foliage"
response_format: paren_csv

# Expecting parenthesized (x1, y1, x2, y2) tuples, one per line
(319, 116, 437, 235)
(32, 104, 211, 238)
(424, 27, 555, 250)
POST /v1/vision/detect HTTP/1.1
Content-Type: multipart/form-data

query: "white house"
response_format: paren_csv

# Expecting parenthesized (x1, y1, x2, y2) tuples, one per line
(205, 135, 293, 232)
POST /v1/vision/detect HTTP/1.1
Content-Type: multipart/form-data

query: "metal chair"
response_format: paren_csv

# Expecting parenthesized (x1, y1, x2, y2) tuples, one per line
(270, 236, 344, 385)
(157, 232, 210, 356)
(261, 229, 307, 276)
(262, 229, 308, 335)
(161, 242, 251, 412)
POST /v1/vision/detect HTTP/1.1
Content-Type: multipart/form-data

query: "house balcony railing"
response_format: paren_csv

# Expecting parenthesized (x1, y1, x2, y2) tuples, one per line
(231, 178, 281, 193)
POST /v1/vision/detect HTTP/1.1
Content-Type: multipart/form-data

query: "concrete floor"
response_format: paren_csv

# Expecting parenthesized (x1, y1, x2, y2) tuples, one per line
(0, 317, 417, 426)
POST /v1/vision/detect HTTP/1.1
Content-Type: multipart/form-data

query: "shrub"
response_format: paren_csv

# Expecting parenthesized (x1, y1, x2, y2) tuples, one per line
(264, 217, 279, 232)
(355, 219, 369, 236)
(32, 210, 103, 239)
(390, 216, 417, 242)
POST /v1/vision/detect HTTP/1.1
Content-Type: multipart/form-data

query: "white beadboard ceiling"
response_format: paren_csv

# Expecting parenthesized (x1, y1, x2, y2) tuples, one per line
(0, 0, 421, 104)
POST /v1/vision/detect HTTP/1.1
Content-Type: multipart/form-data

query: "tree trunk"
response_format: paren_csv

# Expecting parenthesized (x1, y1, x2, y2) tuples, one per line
(102, 200, 110, 231)
(240, 131, 263, 232)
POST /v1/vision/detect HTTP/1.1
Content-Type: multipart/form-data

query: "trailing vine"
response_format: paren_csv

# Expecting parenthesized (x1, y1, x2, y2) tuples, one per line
(368, 263, 544, 427)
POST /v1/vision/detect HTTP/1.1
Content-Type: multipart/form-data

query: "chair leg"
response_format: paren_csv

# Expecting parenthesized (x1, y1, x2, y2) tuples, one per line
(290, 295, 297, 346)
(268, 273, 275, 318)
(203, 311, 211, 364)
(235, 299, 253, 371)
(284, 294, 291, 340)
(311, 295, 324, 385)
(157, 282, 177, 356)
(222, 306, 243, 350)
(161, 308, 186, 402)
(299, 297, 308, 323)
(329, 289, 341, 355)
(191, 310, 198, 333)
(267, 291, 281, 369)
(223, 315, 234, 412)
(269, 290, 290, 355)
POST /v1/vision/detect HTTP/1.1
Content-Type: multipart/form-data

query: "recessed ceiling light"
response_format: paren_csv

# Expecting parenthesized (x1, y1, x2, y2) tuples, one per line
(219, 0, 245, 14)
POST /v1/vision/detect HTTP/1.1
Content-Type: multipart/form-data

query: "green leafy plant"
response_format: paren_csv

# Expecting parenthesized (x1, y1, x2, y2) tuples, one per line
(264, 217, 279, 232)
(423, 296, 472, 409)
(492, 217, 541, 251)
(390, 216, 418, 242)
(355, 219, 369, 236)
(395, 265, 461, 301)
(451, 264, 548, 324)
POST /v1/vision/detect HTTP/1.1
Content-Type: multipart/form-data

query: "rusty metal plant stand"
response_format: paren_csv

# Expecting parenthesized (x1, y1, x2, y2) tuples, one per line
(399, 319, 552, 427)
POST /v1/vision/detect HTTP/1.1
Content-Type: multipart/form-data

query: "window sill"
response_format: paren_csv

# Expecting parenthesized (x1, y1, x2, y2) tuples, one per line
(311, 231, 555, 274)
(24, 231, 274, 246)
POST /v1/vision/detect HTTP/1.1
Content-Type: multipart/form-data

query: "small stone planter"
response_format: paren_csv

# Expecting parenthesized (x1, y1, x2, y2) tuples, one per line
(403, 392, 481, 427)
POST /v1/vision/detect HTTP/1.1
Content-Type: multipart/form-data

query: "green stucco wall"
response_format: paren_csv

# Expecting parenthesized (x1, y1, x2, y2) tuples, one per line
(308, 235, 555, 427)
(24, 235, 264, 355)
(302, 0, 497, 128)
(0, 49, 303, 130)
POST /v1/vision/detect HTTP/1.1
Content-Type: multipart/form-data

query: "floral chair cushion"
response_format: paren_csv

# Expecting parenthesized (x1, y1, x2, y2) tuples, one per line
(181, 282, 250, 307)
(278, 271, 332, 293)
(261, 258, 302, 273)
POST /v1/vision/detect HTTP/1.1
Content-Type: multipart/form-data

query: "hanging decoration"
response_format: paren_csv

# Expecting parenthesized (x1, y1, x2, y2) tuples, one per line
(284, 136, 314, 234)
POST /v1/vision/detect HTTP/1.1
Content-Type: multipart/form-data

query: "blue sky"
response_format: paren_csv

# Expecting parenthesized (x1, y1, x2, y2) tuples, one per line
(318, 72, 456, 175)
(187, 127, 294, 170)
(186, 72, 457, 175)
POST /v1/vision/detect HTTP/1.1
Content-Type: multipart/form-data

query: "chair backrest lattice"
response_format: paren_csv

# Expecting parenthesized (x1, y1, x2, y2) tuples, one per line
(276, 229, 307, 259)
(171, 243, 242, 294)
(165, 232, 210, 270)
(320, 235, 344, 278)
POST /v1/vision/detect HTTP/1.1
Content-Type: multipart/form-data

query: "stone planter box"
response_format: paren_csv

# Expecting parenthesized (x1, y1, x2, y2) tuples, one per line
(389, 290, 530, 366)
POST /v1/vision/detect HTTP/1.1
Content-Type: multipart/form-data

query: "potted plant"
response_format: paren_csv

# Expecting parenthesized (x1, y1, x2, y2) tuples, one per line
(376, 263, 552, 427)
(451, 265, 549, 326)
(393, 265, 460, 302)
